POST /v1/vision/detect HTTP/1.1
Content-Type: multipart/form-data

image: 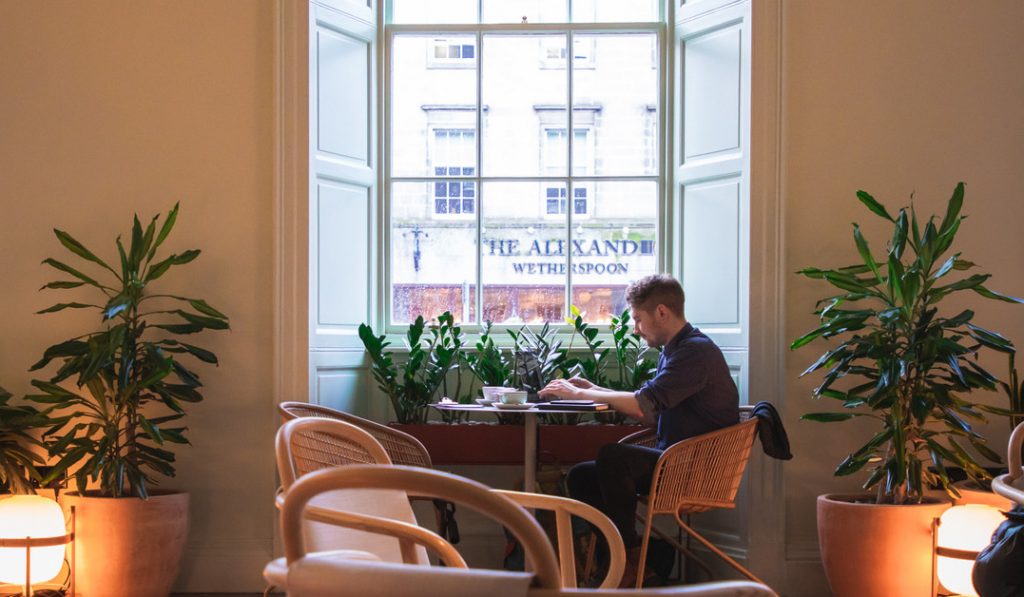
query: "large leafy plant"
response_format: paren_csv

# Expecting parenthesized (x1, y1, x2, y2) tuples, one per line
(792, 183, 1021, 504)
(0, 386, 51, 494)
(359, 312, 464, 424)
(27, 204, 229, 498)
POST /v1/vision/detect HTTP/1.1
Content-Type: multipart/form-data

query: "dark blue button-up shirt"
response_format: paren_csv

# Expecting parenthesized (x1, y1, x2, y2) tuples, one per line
(635, 323, 739, 449)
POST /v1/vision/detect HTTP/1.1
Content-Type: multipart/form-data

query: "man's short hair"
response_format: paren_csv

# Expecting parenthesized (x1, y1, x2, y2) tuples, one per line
(625, 274, 685, 317)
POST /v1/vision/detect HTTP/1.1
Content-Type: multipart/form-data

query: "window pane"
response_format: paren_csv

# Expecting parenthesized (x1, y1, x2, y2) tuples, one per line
(572, 0, 658, 22)
(482, 182, 567, 324)
(573, 34, 659, 176)
(570, 181, 658, 323)
(392, 182, 477, 324)
(482, 35, 567, 177)
(392, 0, 477, 24)
(483, 0, 567, 23)
(392, 35, 477, 177)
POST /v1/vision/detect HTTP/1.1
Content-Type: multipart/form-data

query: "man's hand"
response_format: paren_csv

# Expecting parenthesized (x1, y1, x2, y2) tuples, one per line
(566, 376, 596, 390)
(539, 378, 583, 399)
(540, 378, 644, 419)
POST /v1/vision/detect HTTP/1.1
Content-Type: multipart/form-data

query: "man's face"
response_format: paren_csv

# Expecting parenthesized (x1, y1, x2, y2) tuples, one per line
(630, 305, 666, 347)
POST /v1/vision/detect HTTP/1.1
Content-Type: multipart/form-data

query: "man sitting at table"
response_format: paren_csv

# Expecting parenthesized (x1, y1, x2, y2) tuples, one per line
(539, 273, 739, 586)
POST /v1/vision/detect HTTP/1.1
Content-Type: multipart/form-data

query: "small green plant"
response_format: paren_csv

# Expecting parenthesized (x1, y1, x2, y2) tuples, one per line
(564, 305, 612, 388)
(0, 386, 51, 494)
(792, 183, 1022, 504)
(507, 322, 567, 394)
(27, 204, 229, 498)
(464, 321, 512, 388)
(358, 312, 464, 424)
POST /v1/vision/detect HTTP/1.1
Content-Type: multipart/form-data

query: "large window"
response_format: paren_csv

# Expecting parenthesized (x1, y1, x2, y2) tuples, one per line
(388, 0, 662, 326)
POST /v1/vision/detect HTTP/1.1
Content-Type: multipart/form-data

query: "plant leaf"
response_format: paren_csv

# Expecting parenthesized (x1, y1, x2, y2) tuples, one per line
(856, 190, 894, 222)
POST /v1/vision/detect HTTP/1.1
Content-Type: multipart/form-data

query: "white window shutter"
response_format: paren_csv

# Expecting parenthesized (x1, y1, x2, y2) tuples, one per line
(308, 1, 379, 415)
(675, 0, 751, 397)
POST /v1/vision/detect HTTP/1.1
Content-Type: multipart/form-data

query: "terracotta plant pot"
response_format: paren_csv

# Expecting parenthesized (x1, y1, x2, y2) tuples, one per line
(817, 493, 950, 597)
(60, 490, 189, 597)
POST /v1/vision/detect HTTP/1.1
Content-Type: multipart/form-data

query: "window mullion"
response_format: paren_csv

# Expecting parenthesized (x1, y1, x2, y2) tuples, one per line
(475, 27, 483, 325)
(565, 29, 575, 319)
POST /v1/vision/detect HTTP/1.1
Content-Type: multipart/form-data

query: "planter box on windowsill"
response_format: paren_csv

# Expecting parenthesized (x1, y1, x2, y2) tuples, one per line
(391, 421, 644, 466)
(390, 422, 525, 465)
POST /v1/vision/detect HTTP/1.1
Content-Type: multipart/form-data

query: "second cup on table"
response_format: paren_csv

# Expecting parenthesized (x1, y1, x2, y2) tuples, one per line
(499, 390, 528, 405)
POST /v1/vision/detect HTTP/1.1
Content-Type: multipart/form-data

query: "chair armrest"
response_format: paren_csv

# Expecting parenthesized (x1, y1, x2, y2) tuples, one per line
(281, 465, 563, 590)
(276, 492, 467, 568)
(495, 490, 624, 589)
(618, 428, 658, 448)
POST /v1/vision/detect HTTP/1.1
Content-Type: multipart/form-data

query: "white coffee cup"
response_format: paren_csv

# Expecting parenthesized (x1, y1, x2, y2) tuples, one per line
(482, 386, 513, 403)
(500, 390, 528, 405)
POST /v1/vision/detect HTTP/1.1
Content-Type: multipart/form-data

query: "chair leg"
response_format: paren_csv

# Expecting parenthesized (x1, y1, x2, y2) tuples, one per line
(674, 512, 767, 585)
(636, 513, 655, 588)
(581, 531, 597, 586)
(649, 523, 714, 579)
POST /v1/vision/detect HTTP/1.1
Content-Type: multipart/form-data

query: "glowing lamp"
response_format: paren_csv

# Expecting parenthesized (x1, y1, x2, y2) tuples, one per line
(936, 504, 1005, 597)
(0, 495, 69, 592)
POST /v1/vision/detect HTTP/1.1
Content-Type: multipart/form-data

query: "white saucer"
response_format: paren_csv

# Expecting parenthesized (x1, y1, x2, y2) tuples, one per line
(494, 402, 534, 410)
(475, 398, 496, 406)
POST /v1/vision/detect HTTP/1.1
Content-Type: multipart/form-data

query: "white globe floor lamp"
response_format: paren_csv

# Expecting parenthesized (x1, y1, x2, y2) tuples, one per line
(0, 495, 74, 597)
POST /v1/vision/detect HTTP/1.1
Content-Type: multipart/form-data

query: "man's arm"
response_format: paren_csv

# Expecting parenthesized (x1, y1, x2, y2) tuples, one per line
(538, 379, 645, 419)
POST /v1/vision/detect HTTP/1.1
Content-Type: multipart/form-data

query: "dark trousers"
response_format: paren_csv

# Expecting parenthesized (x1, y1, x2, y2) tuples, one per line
(566, 442, 663, 548)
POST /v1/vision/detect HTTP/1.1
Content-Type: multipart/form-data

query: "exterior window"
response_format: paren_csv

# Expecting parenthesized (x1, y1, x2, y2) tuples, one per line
(431, 128, 476, 216)
(545, 187, 588, 216)
(542, 127, 591, 216)
(427, 37, 477, 68)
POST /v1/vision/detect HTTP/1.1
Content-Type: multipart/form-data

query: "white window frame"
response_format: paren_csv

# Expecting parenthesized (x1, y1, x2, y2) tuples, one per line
(383, 12, 669, 334)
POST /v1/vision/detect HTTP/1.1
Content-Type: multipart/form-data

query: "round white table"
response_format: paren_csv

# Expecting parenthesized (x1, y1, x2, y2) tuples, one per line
(430, 403, 589, 493)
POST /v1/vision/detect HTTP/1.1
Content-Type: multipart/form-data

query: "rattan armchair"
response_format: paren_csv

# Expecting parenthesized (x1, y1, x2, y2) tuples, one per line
(278, 401, 461, 541)
(623, 408, 762, 588)
(265, 418, 467, 596)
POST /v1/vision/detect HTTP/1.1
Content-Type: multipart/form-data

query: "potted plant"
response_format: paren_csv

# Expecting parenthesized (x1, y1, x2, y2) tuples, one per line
(358, 309, 657, 466)
(27, 204, 229, 597)
(0, 385, 51, 495)
(359, 313, 524, 463)
(792, 183, 1022, 596)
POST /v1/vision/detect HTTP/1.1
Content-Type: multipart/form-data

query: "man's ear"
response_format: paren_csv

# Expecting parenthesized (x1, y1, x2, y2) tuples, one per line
(654, 304, 668, 320)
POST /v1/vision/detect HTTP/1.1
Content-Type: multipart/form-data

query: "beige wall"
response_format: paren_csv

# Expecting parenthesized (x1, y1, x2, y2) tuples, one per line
(0, 1, 278, 591)
(781, 1, 1024, 594)
(3, 0, 1023, 594)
